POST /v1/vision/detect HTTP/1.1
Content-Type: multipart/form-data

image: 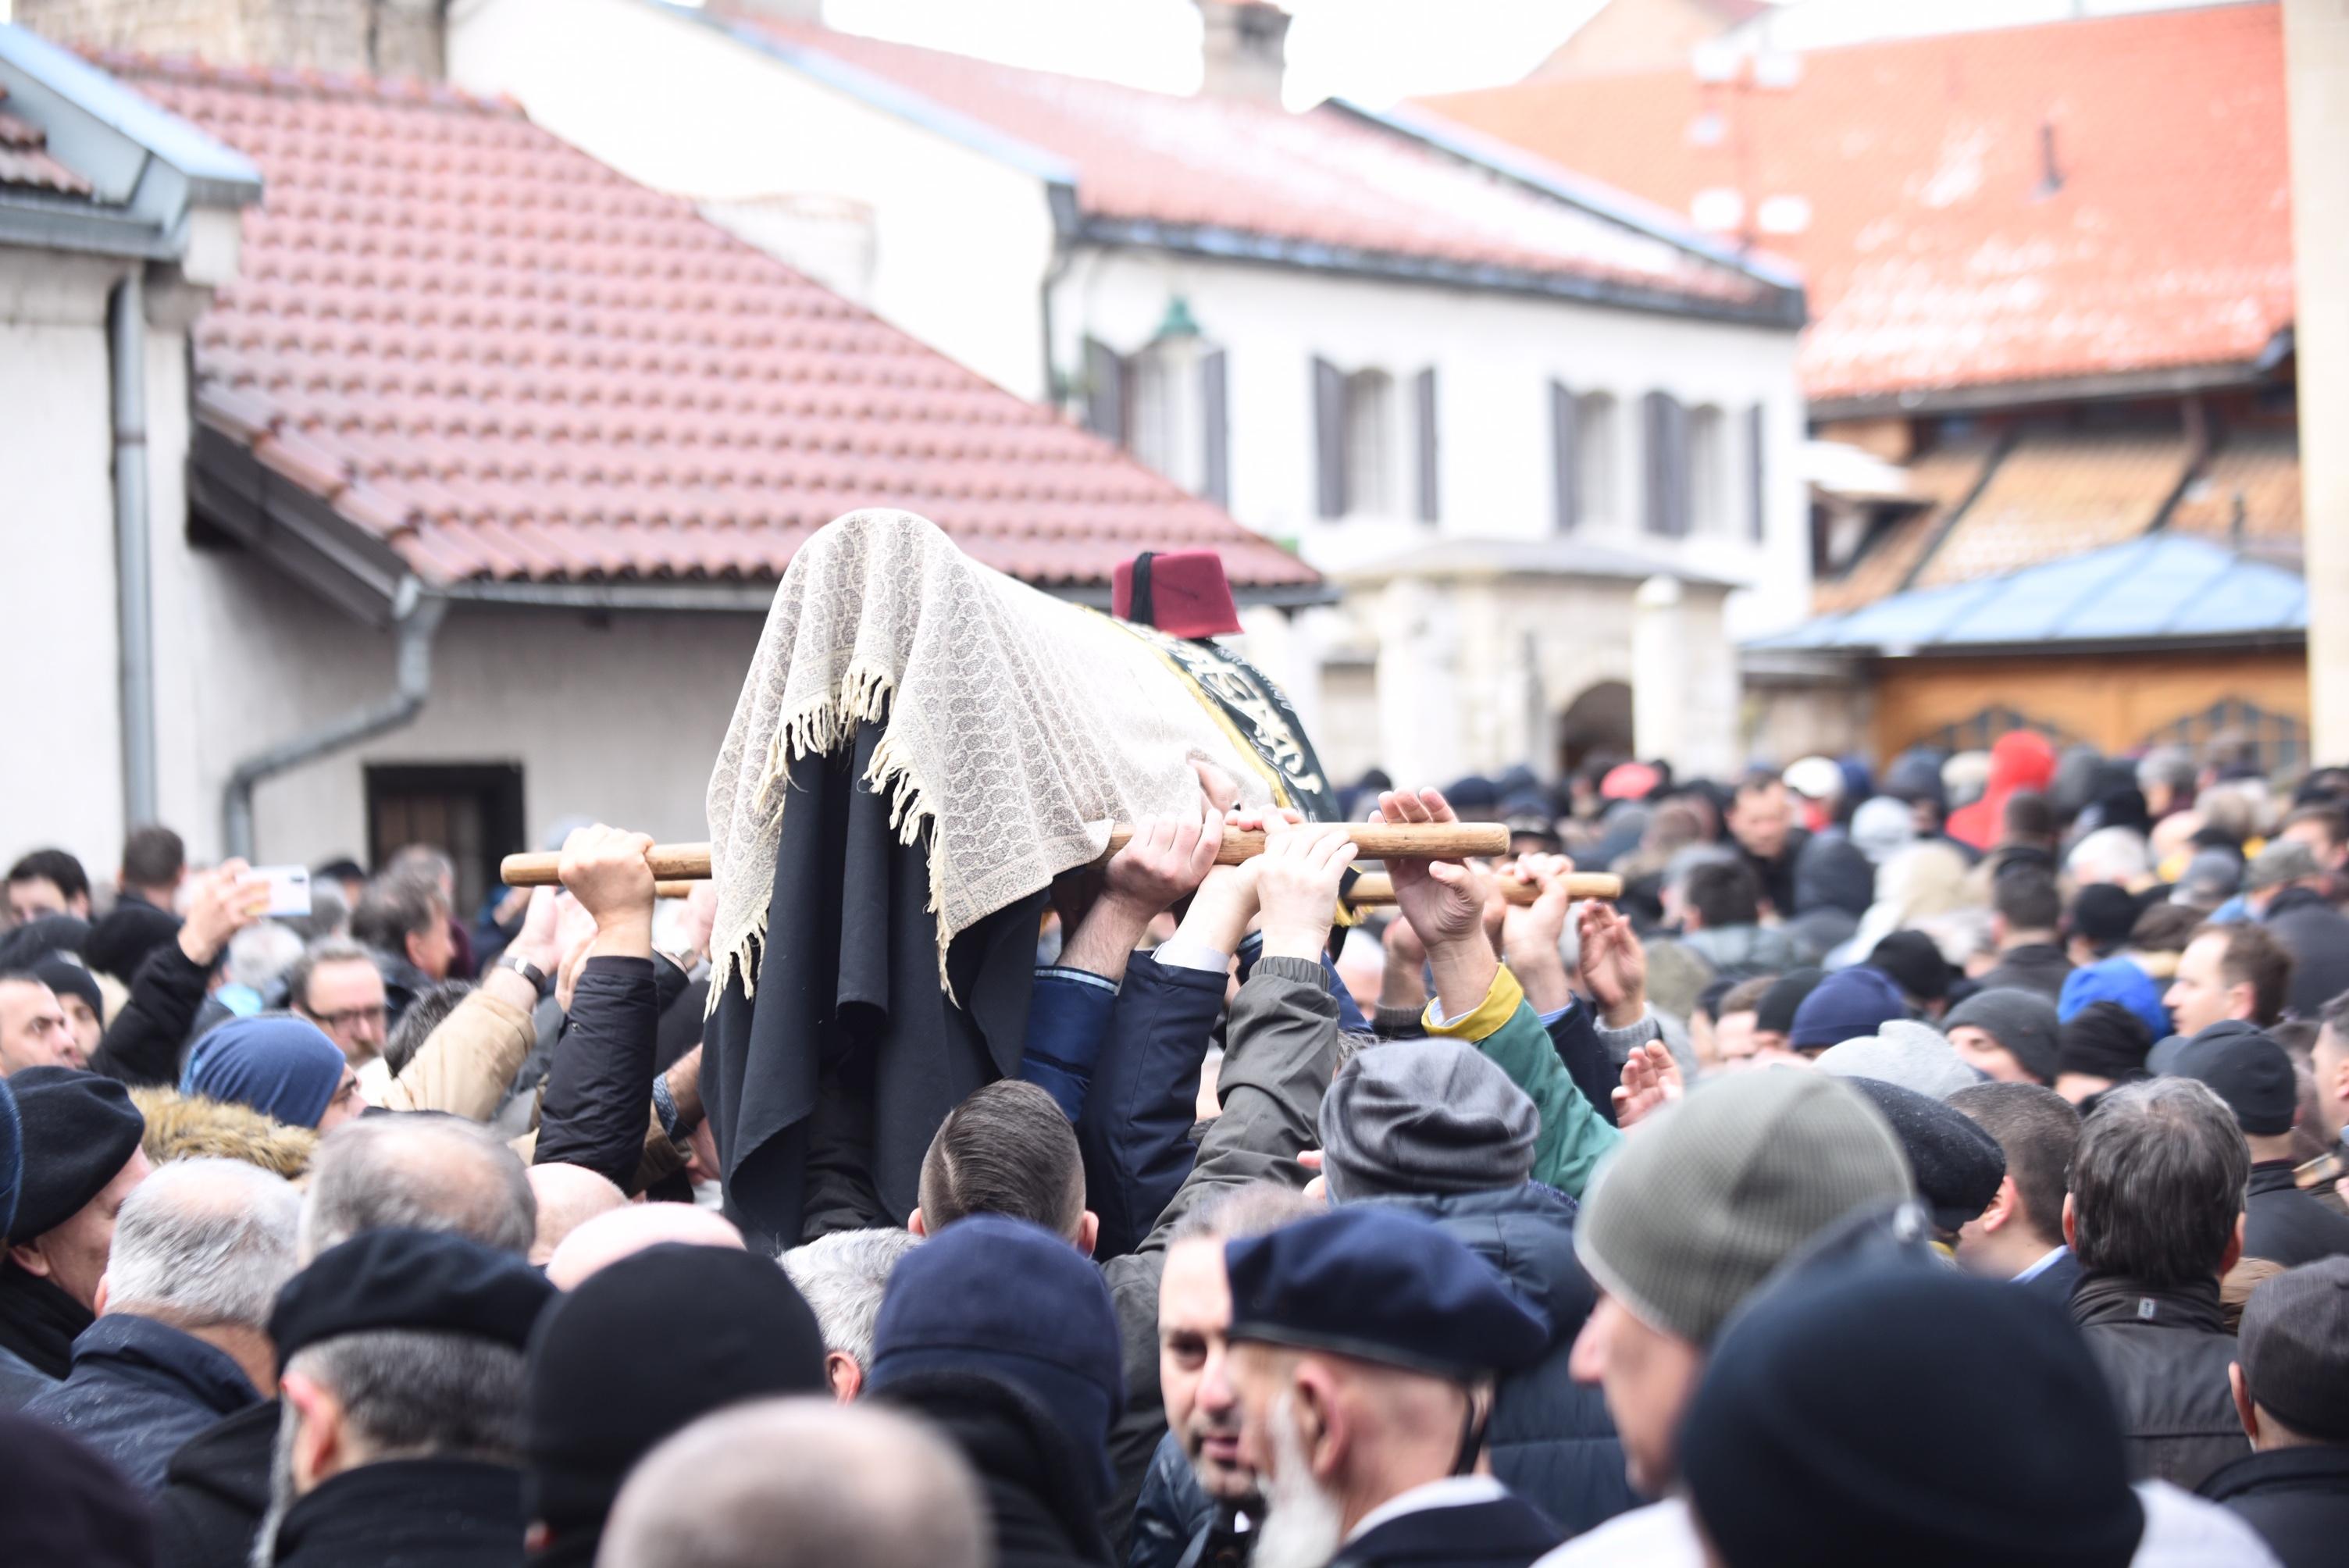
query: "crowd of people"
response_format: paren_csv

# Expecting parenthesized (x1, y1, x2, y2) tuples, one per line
(0, 724, 2345, 1567)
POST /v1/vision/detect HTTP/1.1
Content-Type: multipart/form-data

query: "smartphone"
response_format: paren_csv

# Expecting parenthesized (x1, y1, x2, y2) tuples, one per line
(248, 864, 313, 919)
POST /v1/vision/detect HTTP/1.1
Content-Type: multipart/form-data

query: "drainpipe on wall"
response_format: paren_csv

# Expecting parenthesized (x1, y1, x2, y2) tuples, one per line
(111, 269, 157, 829)
(221, 579, 447, 861)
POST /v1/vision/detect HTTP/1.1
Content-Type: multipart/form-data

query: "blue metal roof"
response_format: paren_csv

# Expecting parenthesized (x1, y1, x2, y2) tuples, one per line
(1748, 536, 2305, 654)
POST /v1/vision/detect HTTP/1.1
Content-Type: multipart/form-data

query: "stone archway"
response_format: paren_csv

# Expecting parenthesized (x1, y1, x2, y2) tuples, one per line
(1557, 679, 1634, 773)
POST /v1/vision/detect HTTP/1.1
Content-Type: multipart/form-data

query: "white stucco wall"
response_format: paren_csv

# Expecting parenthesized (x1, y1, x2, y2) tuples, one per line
(448, 0, 1060, 402)
(0, 247, 129, 875)
(150, 554, 765, 867)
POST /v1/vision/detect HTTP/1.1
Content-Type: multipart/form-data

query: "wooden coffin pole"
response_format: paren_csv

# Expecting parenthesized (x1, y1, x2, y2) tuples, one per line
(1342, 871, 1623, 907)
(501, 822, 1525, 889)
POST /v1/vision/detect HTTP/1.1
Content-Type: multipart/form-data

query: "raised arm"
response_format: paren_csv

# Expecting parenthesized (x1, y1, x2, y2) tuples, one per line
(1135, 821, 1357, 1253)
(1378, 789, 1623, 1197)
(88, 863, 265, 1085)
(1076, 825, 1262, 1259)
(531, 825, 662, 1190)
(1023, 814, 1220, 1121)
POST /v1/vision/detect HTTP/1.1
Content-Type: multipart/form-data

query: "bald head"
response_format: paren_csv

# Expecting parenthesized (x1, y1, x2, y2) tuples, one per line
(599, 1396, 987, 1568)
(298, 1114, 535, 1263)
(545, 1201, 744, 1290)
(527, 1164, 628, 1267)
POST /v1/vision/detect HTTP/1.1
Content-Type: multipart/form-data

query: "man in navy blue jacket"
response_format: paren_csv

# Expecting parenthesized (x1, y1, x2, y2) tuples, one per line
(25, 1157, 298, 1492)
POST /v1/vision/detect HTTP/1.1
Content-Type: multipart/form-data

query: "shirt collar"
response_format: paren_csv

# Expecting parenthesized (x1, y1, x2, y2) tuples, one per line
(2012, 1245, 2069, 1284)
(1346, 1475, 1507, 1544)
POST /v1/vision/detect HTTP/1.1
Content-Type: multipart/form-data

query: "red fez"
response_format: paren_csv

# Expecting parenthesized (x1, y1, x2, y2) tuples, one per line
(1601, 762, 1660, 801)
(1113, 551, 1243, 640)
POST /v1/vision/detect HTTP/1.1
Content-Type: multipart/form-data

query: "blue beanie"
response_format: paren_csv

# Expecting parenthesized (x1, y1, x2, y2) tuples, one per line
(869, 1214, 1125, 1498)
(183, 1015, 347, 1128)
(2058, 958, 2169, 1041)
(1790, 965, 1909, 1051)
(0, 1076, 19, 1242)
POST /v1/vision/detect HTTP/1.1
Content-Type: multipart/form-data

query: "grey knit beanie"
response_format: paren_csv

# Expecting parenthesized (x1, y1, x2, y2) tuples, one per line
(1575, 1070, 1912, 1347)
(1815, 1019, 1984, 1099)
(1319, 1039, 1538, 1204)
(1942, 988, 2062, 1084)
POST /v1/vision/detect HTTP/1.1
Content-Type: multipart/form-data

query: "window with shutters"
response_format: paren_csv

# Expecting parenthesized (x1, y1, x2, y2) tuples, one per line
(1131, 340, 1205, 494)
(1642, 390, 1689, 537)
(1688, 404, 1729, 534)
(1315, 358, 1433, 521)
(1086, 333, 1230, 505)
(1344, 369, 1399, 517)
(1576, 394, 1619, 526)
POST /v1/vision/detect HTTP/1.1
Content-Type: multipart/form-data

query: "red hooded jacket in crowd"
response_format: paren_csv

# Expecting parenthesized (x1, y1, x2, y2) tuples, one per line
(1947, 731, 2058, 850)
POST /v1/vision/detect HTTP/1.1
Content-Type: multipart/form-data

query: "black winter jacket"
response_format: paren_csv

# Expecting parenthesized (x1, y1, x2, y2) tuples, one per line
(20, 1314, 260, 1494)
(91, 939, 217, 1087)
(1329, 1492, 1561, 1568)
(2073, 1274, 2244, 1491)
(1376, 1185, 1638, 1537)
(152, 1399, 276, 1568)
(2198, 1444, 2349, 1568)
(531, 955, 665, 1192)
(2243, 1160, 2349, 1267)
(1977, 942, 2074, 1004)
(879, 1370, 1114, 1568)
(2264, 886, 2349, 1021)
(269, 1456, 525, 1567)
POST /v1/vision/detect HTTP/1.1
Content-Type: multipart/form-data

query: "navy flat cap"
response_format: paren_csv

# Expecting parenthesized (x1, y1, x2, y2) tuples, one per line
(270, 1228, 553, 1369)
(1225, 1206, 1549, 1380)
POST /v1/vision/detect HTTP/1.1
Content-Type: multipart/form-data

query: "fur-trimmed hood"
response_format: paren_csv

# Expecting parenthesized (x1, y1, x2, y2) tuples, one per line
(127, 1086, 315, 1180)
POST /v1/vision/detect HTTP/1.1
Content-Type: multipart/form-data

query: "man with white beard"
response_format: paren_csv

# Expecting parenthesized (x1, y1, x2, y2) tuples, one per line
(1211, 1206, 1559, 1568)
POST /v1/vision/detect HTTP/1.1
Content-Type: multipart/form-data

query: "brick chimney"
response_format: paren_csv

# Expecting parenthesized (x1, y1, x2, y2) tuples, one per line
(14, 0, 448, 76)
(1196, 0, 1289, 105)
(727, 0, 829, 23)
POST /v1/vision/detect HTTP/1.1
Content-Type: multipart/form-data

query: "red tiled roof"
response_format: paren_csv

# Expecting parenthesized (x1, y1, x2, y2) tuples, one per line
(99, 52, 1317, 594)
(707, 7, 1774, 312)
(0, 84, 92, 195)
(1421, 5, 2294, 402)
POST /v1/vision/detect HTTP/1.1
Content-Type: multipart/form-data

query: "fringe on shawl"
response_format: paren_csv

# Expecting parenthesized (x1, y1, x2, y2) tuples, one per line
(710, 661, 968, 1008)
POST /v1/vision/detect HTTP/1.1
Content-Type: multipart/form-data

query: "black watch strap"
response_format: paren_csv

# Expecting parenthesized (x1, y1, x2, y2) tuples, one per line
(502, 953, 550, 995)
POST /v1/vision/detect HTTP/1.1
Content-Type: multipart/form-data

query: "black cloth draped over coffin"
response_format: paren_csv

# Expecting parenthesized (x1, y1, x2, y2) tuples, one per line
(705, 721, 1046, 1249)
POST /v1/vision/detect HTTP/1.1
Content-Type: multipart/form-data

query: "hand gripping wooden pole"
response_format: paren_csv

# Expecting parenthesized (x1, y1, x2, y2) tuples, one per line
(501, 822, 1520, 889)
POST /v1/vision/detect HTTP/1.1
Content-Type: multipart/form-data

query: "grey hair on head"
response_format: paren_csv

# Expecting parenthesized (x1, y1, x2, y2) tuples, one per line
(105, 1157, 300, 1330)
(780, 1228, 922, 1369)
(298, 1116, 535, 1263)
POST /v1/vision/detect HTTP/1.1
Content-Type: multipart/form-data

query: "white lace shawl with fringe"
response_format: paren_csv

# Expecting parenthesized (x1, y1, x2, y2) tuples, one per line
(706, 510, 1275, 1000)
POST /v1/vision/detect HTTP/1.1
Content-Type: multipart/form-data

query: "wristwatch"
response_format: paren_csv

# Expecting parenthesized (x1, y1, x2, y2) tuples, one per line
(501, 952, 551, 995)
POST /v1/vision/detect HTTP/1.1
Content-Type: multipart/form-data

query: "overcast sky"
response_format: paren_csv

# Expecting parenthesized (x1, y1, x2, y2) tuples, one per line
(0, 0, 2244, 106)
(807, 0, 1601, 106)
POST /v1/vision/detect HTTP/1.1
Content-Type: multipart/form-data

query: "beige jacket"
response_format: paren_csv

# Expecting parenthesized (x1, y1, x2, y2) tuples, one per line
(358, 985, 686, 1192)
(359, 988, 538, 1120)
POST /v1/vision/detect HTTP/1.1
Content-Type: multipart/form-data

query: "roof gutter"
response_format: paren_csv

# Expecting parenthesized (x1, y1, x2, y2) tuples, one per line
(1074, 216, 1802, 329)
(1743, 629, 2307, 661)
(1807, 355, 2288, 421)
(222, 581, 447, 861)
